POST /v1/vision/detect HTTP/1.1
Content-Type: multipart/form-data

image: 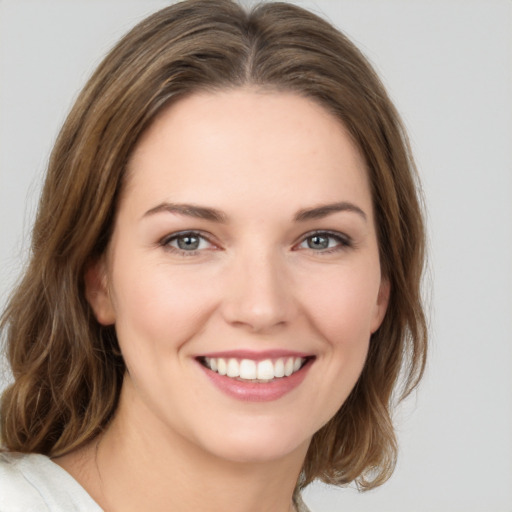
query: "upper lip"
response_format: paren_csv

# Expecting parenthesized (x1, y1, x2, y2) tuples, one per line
(195, 349, 314, 361)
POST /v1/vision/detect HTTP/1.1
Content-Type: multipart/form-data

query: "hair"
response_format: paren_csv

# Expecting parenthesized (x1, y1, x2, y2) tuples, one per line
(0, 0, 427, 491)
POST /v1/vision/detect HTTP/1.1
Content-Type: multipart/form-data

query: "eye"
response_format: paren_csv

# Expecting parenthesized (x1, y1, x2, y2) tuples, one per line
(297, 231, 351, 252)
(161, 231, 215, 254)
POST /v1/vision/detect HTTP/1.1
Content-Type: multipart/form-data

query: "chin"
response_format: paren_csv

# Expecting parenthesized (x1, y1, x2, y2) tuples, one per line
(195, 419, 312, 465)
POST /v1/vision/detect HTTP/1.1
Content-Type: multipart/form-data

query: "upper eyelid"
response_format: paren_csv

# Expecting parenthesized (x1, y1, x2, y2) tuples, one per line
(161, 229, 214, 243)
(158, 229, 351, 250)
(297, 229, 351, 243)
(159, 230, 220, 253)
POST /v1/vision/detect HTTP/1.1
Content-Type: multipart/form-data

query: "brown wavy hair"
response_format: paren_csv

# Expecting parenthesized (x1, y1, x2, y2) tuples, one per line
(0, 0, 427, 490)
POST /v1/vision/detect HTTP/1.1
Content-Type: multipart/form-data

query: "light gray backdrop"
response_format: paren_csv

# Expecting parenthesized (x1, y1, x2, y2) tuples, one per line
(1, 1, 511, 511)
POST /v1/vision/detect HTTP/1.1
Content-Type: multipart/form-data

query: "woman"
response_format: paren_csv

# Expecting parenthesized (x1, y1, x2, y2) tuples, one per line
(0, 1, 427, 510)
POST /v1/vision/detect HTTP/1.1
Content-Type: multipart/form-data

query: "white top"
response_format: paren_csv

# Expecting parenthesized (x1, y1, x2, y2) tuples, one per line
(0, 452, 312, 512)
(0, 452, 102, 511)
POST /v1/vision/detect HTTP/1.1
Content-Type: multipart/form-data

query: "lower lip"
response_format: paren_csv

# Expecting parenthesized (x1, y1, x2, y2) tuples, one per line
(198, 360, 313, 402)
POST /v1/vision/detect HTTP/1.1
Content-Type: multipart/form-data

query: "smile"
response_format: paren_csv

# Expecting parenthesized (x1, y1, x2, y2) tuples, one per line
(196, 351, 315, 401)
(200, 356, 307, 382)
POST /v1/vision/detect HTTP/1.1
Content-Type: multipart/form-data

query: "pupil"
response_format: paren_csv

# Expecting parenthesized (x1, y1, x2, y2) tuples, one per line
(308, 235, 329, 249)
(178, 235, 199, 250)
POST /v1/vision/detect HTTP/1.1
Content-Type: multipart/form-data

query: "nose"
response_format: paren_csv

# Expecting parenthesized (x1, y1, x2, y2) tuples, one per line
(220, 248, 296, 334)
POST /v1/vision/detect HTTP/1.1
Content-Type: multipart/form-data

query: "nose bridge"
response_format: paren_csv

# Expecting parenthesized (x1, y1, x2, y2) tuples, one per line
(222, 242, 293, 332)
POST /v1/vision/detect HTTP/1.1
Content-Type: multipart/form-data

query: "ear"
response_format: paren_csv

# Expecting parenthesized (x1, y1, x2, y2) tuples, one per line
(370, 277, 390, 333)
(84, 259, 116, 325)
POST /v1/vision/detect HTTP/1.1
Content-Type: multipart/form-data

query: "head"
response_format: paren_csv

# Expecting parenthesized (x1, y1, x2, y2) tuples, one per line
(1, 0, 426, 490)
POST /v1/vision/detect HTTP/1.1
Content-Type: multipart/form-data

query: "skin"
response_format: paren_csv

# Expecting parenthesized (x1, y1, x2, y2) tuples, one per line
(56, 89, 389, 512)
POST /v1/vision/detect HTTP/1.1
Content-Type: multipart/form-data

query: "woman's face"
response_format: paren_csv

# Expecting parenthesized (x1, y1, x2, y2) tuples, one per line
(87, 89, 389, 464)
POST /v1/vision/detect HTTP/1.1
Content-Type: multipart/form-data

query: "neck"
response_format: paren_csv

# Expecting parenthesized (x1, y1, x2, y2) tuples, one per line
(89, 383, 308, 512)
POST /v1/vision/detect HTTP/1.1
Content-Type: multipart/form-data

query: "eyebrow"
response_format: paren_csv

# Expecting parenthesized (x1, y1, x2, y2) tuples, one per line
(142, 200, 367, 223)
(294, 201, 367, 222)
(143, 202, 227, 222)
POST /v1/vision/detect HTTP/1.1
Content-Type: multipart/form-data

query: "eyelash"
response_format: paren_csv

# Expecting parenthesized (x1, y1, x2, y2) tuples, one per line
(159, 230, 352, 256)
(159, 231, 216, 256)
(295, 230, 352, 254)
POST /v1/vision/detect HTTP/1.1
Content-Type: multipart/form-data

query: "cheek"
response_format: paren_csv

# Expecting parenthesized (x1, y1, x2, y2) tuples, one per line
(110, 259, 219, 357)
(301, 265, 381, 348)
(291, 267, 380, 429)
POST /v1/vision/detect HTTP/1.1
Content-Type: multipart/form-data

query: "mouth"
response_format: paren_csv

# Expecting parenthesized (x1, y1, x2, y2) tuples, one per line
(195, 351, 315, 402)
(197, 355, 314, 383)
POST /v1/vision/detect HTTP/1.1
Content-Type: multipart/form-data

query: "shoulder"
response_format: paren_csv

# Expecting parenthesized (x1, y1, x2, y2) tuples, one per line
(0, 452, 50, 511)
(0, 452, 102, 512)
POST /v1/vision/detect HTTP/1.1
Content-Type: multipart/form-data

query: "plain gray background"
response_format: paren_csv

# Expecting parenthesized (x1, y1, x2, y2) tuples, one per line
(1, 1, 511, 511)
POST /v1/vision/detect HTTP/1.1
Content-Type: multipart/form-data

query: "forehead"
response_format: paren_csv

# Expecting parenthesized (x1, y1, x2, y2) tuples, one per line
(124, 88, 372, 218)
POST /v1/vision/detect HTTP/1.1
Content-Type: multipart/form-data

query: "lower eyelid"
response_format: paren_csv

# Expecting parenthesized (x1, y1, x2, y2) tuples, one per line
(160, 231, 215, 251)
(298, 232, 351, 249)
(159, 231, 352, 254)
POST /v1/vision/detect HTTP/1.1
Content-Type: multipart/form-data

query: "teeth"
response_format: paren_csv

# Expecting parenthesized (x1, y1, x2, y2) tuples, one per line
(239, 359, 257, 379)
(217, 358, 227, 376)
(274, 358, 285, 378)
(284, 357, 294, 377)
(203, 356, 306, 381)
(257, 359, 274, 380)
(227, 358, 239, 377)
